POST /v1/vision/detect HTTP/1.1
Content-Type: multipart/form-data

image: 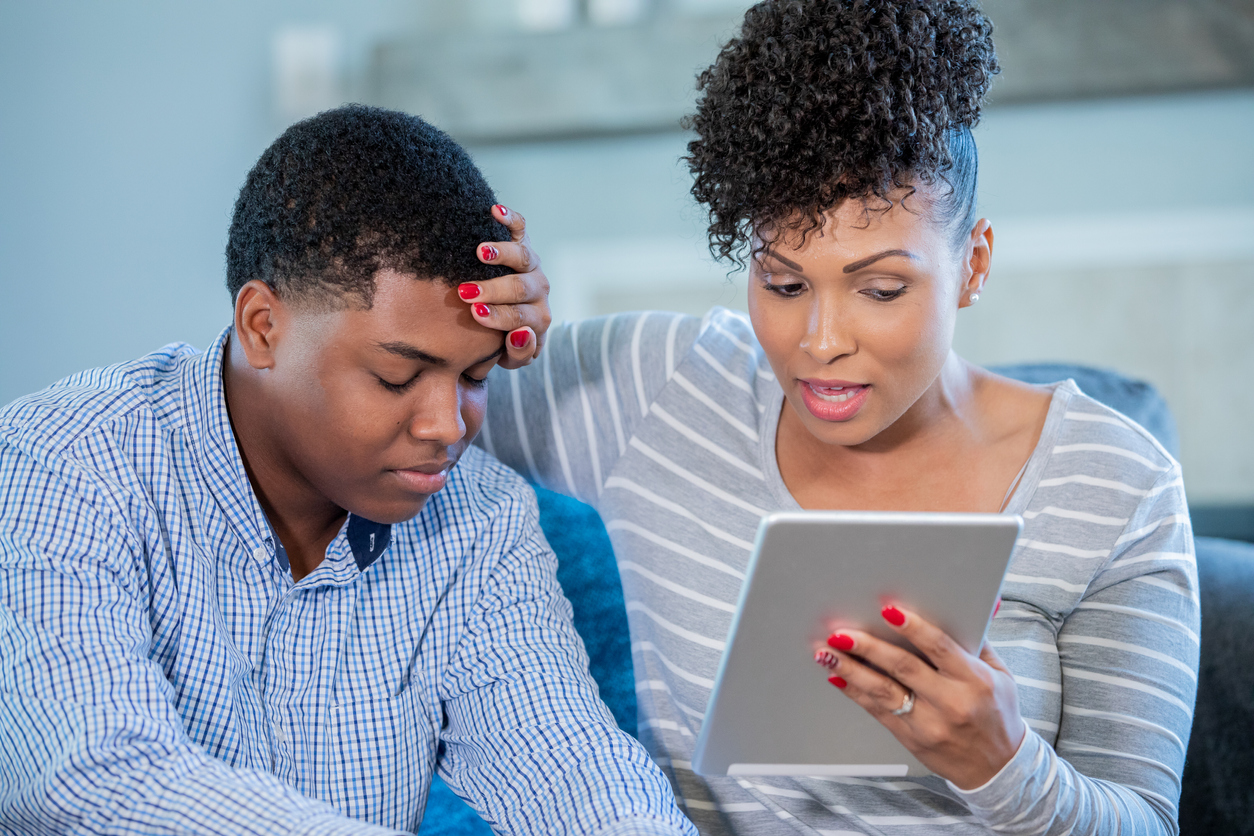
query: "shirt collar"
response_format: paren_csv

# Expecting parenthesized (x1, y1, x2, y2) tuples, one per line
(181, 327, 391, 572)
(347, 514, 392, 571)
(264, 514, 390, 575)
(183, 327, 273, 555)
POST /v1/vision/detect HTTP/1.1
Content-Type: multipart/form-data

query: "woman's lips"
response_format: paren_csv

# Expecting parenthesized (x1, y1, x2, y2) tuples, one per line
(799, 380, 870, 422)
(391, 467, 449, 494)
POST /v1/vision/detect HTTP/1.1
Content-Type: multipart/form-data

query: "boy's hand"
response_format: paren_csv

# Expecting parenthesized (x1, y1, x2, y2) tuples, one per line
(460, 205, 550, 369)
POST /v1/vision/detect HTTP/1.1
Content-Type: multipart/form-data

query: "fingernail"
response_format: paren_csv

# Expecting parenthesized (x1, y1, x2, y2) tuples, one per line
(814, 649, 838, 668)
(458, 283, 481, 301)
(993, 598, 1001, 617)
(494, 204, 509, 219)
(826, 633, 855, 652)
(480, 245, 499, 261)
(473, 303, 490, 318)
(509, 329, 529, 349)
(828, 676, 848, 689)
(881, 606, 906, 627)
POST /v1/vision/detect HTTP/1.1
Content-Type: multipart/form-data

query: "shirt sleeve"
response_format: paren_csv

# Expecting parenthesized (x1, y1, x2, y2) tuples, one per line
(951, 465, 1199, 835)
(0, 441, 402, 836)
(478, 312, 702, 507)
(435, 484, 696, 836)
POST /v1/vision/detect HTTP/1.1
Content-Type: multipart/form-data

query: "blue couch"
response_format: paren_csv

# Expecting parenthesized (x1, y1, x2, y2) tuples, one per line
(420, 365, 1254, 836)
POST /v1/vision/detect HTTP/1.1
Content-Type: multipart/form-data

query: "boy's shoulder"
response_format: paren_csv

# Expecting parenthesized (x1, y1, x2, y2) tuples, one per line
(397, 446, 550, 577)
(0, 341, 203, 461)
(439, 445, 539, 519)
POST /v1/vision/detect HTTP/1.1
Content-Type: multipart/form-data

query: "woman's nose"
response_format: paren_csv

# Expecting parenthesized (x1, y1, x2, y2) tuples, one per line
(800, 297, 857, 363)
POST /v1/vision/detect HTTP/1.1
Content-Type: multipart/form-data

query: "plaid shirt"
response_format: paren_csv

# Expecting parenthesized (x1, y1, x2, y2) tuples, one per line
(0, 329, 694, 836)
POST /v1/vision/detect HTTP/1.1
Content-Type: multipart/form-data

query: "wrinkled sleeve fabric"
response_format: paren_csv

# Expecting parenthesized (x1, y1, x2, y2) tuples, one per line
(436, 487, 696, 836)
(0, 439, 401, 836)
(952, 465, 1198, 835)
(479, 312, 702, 507)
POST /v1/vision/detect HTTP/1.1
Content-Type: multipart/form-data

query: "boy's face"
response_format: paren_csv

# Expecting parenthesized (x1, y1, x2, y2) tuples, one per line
(244, 268, 503, 524)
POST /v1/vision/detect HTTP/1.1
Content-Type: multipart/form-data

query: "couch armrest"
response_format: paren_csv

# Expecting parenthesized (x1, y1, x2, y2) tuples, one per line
(1179, 536, 1254, 835)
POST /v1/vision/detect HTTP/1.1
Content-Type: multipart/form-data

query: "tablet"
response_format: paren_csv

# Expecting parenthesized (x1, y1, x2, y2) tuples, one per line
(691, 510, 1023, 778)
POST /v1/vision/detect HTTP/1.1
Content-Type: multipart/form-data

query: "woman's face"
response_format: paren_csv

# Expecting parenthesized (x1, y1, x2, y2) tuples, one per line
(749, 187, 990, 449)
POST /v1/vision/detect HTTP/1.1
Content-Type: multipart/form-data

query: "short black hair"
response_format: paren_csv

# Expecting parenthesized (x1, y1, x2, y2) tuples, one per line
(685, 0, 999, 264)
(226, 105, 509, 306)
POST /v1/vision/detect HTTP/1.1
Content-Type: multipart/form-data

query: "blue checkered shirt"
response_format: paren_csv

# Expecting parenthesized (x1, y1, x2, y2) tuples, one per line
(0, 329, 695, 836)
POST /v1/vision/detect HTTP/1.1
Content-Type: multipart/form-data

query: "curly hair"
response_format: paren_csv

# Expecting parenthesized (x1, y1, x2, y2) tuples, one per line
(226, 105, 509, 307)
(685, 0, 999, 265)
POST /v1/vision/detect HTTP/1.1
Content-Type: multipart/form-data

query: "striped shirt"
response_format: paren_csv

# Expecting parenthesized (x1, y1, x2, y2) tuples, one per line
(0, 328, 696, 836)
(480, 308, 1199, 835)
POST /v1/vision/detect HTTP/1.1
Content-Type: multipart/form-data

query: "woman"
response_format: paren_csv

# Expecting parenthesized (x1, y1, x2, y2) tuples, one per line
(465, 1, 1197, 832)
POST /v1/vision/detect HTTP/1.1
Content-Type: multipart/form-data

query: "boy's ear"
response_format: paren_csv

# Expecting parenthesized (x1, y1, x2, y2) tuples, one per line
(233, 280, 285, 370)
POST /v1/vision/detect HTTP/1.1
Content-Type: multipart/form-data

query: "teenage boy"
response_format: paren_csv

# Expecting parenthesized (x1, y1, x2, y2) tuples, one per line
(0, 105, 694, 836)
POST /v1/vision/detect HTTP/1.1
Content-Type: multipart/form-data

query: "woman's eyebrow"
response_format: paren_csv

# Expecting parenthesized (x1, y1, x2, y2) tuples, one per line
(842, 249, 918, 273)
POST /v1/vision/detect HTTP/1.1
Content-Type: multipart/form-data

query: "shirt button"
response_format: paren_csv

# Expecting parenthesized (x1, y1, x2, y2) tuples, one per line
(252, 546, 267, 564)
(275, 723, 287, 743)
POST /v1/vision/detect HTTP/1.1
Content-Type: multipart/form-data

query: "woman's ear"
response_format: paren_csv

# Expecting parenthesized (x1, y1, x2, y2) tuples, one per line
(233, 280, 284, 370)
(959, 219, 994, 308)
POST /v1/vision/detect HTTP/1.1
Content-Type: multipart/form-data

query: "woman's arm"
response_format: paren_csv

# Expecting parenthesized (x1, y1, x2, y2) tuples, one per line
(954, 465, 1197, 834)
(818, 465, 1198, 835)
(478, 311, 702, 507)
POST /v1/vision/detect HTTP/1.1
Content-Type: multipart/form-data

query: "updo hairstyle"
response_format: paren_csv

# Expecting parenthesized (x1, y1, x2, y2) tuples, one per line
(685, 0, 999, 265)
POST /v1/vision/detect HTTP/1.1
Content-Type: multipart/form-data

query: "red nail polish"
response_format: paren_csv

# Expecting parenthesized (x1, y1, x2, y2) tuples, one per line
(458, 283, 481, 300)
(480, 245, 498, 261)
(993, 598, 1002, 617)
(495, 204, 509, 219)
(814, 649, 838, 668)
(473, 303, 490, 318)
(881, 606, 906, 627)
(509, 330, 529, 349)
(828, 676, 848, 689)
(827, 633, 855, 652)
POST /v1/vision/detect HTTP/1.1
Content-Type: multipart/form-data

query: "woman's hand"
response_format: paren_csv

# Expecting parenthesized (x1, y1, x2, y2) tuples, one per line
(814, 603, 1025, 790)
(459, 204, 551, 369)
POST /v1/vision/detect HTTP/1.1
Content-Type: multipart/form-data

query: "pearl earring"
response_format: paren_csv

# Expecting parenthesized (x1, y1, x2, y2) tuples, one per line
(968, 292, 980, 304)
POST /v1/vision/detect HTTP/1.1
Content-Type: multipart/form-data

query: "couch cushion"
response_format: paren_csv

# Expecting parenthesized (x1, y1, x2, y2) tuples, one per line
(991, 363, 1179, 458)
(541, 487, 638, 736)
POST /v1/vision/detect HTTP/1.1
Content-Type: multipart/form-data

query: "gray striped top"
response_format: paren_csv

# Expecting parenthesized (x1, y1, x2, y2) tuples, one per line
(479, 308, 1198, 835)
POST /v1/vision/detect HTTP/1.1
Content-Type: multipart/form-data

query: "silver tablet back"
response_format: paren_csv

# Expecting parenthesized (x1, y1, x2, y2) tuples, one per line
(692, 510, 1023, 778)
